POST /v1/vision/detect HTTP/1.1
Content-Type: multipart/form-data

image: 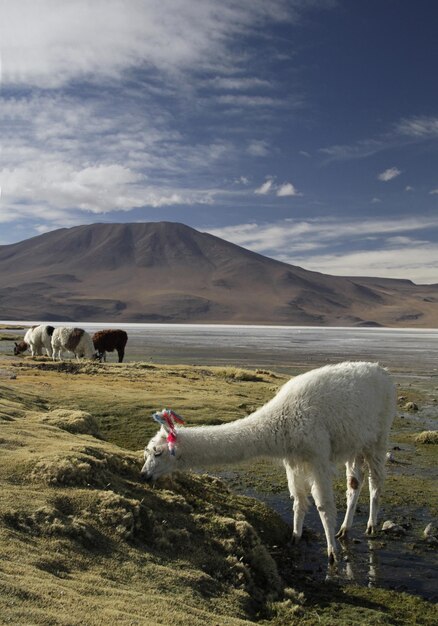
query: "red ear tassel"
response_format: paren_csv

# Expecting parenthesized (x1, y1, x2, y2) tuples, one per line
(169, 410, 185, 424)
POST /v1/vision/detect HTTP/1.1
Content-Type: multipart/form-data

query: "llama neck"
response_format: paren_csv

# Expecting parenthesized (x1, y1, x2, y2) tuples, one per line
(175, 405, 286, 468)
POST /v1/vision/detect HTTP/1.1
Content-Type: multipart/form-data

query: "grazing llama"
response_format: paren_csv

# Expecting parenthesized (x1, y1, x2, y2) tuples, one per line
(51, 327, 97, 361)
(14, 324, 55, 357)
(92, 329, 128, 363)
(141, 361, 396, 562)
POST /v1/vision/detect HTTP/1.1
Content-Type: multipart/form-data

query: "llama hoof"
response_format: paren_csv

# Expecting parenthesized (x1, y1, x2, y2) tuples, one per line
(290, 533, 302, 545)
(336, 527, 349, 540)
(365, 525, 376, 536)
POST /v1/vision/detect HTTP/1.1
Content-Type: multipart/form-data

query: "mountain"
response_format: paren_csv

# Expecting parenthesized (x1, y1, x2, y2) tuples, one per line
(0, 221, 436, 326)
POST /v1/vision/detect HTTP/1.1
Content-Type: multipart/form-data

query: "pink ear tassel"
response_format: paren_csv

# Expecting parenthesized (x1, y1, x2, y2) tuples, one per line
(152, 408, 184, 456)
(167, 430, 177, 456)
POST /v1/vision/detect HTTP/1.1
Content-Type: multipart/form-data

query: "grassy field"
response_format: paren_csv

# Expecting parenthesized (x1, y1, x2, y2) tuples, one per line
(0, 355, 437, 625)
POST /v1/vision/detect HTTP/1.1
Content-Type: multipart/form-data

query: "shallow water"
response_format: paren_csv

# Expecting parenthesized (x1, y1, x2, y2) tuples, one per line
(248, 488, 438, 602)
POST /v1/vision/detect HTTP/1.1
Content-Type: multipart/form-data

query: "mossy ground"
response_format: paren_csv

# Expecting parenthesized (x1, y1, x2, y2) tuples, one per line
(0, 350, 437, 625)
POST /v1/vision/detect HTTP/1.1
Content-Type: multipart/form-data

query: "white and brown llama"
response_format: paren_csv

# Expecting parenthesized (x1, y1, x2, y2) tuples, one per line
(14, 324, 55, 357)
(51, 327, 97, 361)
(141, 361, 396, 562)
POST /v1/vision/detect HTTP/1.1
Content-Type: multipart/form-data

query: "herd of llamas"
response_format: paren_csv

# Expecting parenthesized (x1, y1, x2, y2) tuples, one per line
(12, 323, 396, 562)
(14, 324, 127, 362)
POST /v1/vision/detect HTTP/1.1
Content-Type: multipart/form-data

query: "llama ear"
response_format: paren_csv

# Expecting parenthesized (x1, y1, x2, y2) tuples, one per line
(152, 412, 170, 433)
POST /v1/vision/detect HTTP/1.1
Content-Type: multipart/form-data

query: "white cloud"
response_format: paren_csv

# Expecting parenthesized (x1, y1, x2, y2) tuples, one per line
(429, 189, 438, 195)
(0, 0, 319, 88)
(253, 178, 302, 197)
(405, 186, 414, 192)
(207, 215, 438, 283)
(254, 179, 274, 195)
(286, 245, 438, 284)
(0, 92, 234, 221)
(0, 159, 215, 220)
(378, 167, 401, 182)
(276, 183, 302, 197)
(371, 197, 382, 204)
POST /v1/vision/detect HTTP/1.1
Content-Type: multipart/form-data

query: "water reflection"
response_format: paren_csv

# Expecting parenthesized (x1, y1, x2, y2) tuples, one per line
(332, 540, 380, 588)
(247, 488, 437, 601)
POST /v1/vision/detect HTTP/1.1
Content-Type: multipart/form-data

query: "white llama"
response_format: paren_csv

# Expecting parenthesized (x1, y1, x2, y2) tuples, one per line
(141, 361, 396, 562)
(14, 324, 55, 357)
(51, 327, 97, 361)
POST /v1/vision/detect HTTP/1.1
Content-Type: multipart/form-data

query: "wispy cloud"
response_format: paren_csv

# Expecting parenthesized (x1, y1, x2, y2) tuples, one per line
(247, 141, 270, 157)
(395, 116, 438, 138)
(287, 244, 438, 284)
(319, 139, 383, 161)
(207, 215, 438, 283)
(210, 77, 272, 91)
(429, 188, 438, 195)
(320, 115, 438, 164)
(0, 0, 324, 88)
(378, 167, 401, 182)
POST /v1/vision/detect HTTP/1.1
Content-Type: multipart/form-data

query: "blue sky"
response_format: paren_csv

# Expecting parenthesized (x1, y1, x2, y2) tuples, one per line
(0, 0, 437, 283)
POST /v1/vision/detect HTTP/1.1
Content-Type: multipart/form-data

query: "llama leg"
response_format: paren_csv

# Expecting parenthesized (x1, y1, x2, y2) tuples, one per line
(336, 457, 364, 539)
(284, 461, 309, 543)
(117, 348, 124, 363)
(365, 453, 386, 535)
(309, 468, 338, 562)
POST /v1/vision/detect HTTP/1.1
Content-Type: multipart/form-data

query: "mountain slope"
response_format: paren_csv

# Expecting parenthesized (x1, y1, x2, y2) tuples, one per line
(0, 221, 436, 326)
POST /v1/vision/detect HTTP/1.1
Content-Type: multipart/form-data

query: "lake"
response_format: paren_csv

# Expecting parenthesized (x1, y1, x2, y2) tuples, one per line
(2, 322, 438, 375)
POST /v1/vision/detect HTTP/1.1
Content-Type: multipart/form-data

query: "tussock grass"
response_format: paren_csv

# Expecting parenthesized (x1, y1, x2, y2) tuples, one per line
(216, 366, 265, 382)
(36, 408, 102, 436)
(0, 367, 291, 625)
(415, 430, 438, 444)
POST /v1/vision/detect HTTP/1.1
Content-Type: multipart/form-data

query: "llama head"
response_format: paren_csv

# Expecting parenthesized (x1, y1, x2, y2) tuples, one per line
(14, 341, 28, 355)
(140, 426, 178, 482)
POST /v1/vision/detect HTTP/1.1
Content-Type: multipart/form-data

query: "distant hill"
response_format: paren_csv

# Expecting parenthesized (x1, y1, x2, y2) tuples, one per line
(0, 221, 436, 326)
